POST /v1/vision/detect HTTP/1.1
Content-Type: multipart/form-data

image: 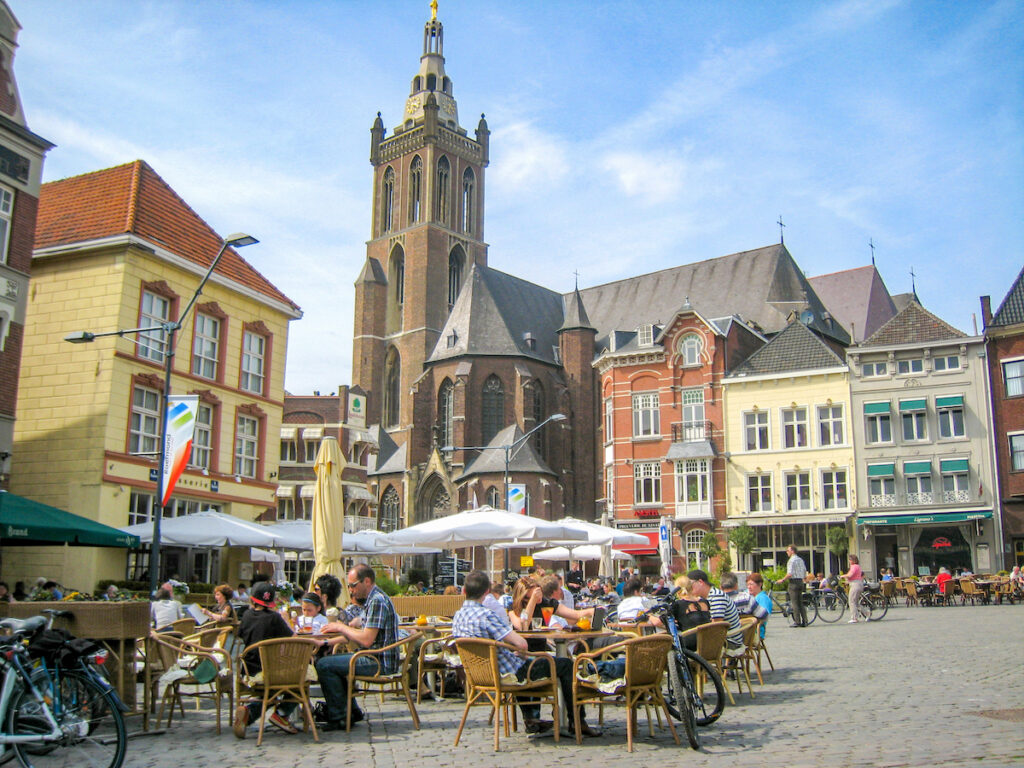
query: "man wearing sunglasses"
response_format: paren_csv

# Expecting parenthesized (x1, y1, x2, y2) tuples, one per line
(314, 564, 400, 730)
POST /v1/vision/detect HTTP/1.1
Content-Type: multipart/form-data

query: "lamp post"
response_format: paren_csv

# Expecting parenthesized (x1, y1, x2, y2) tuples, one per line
(65, 232, 258, 596)
(443, 413, 567, 511)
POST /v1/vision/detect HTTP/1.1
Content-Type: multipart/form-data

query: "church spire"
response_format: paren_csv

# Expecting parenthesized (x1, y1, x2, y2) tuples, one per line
(399, 2, 462, 133)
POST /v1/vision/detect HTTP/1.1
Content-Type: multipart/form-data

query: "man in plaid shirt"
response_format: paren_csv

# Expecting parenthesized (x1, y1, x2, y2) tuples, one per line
(315, 564, 400, 730)
(452, 570, 600, 738)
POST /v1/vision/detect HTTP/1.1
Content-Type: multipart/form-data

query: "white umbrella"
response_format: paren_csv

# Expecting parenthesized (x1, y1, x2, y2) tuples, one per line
(120, 510, 277, 547)
(532, 544, 633, 562)
(264, 519, 314, 550)
(344, 530, 442, 556)
(550, 516, 650, 547)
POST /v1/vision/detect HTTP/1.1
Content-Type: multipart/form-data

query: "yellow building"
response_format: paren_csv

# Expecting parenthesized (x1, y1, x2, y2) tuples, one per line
(9, 160, 301, 591)
(721, 320, 854, 576)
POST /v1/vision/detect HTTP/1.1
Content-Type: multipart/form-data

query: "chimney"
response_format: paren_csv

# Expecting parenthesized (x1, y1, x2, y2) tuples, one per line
(980, 295, 993, 329)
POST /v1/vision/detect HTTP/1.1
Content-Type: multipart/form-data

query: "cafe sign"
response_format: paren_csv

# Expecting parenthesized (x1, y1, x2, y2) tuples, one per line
(634, 509, 660, 518)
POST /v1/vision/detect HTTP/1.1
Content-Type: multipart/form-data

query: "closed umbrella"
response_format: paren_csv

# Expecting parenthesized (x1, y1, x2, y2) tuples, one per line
(308, 437, 348, 603)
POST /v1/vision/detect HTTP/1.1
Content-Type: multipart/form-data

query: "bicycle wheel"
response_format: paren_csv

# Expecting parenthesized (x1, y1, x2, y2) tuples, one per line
(855, 594, 874, 622)
(9, 671, 126, 768)
(666, 653, 700, 749)
(816, 591, 846, 623)
(866, 593, 888, 621)
(682, 648, 725, 726)
(802, 592, 819, 626)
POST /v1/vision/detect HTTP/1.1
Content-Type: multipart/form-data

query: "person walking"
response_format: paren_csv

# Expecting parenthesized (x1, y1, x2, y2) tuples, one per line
(844, 554, 864, 623)
(778, 545, 809, 627)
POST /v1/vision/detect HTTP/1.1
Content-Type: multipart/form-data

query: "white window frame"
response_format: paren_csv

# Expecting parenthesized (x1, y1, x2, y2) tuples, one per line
(869, 476, 896, 505)
(821, 469, 848, 509)
(941, 472, 970, 503)
(680, 333, 702, 366)
(188, 403, 213, 470)
(234, 414, 259, 478)
(680, 388, 705, 441)
(784, 471, 811, 511)
(901, 409, 927, 442)
(604, 399, 613, 444)
(632, 392, 660, 438)
(744, 411, 769, 451)
(861, 361, 887, 377)
(0, 185, 12, 264)
(280, 439, 297, 463)
(938, 404, 965, 439)
(675, 459, 709, 504)
(1009, 433, 1024, 472)
(897, 358, 924, 375)
(139, 290, 170, 362)
(605, 465, 615, 508)
(304, 440, 319, 462)
(240, 330, 266, 395)
(192, 313, 220, 379)
(277, 496, 296, 520)
(905, 473, 933, 502)
(781, 407, 808, 449)
(637, 324, 654, 347)
(747, 473, 773, 513)
(866, 412, 892, 444)
(633, 461, 662, 504)
(933, 354, 960, 372)
(129, 385, 161, 456)
(1003, 359, 1024, 398)
(817, 404, 844, 446)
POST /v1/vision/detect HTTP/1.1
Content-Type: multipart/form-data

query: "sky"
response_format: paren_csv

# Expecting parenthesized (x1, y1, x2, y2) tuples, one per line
(12, 0, 1024, 395)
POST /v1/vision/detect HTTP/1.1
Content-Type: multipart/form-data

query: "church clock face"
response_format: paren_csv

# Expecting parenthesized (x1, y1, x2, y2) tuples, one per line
(437, 93, 456, 118)
(405, 94, 422, 115)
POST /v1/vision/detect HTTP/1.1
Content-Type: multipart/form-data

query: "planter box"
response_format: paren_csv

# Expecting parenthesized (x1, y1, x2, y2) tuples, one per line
(0, 601, 150, 639)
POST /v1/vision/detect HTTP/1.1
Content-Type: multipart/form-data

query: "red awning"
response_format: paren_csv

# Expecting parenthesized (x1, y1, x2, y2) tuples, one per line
(618, 531, 659, 556)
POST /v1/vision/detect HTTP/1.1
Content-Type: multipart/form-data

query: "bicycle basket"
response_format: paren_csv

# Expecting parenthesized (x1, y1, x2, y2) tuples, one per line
(27, 627, 73, 661)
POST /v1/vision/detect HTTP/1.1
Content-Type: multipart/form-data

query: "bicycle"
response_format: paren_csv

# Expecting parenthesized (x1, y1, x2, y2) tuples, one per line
(0, 614, 127, 768)
(764, 579, 819, 626)
(642, 593, 727, 750)
(813, 580, 889, 623)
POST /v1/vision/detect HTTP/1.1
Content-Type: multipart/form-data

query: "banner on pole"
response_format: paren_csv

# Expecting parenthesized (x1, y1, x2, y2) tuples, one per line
(507, 484, 527, 515)
(161, 395, 199, 506)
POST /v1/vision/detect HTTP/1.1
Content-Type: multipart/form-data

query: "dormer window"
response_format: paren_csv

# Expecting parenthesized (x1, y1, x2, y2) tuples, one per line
(446, 331, 458, 348)
(680, 333, 702, 366)
(638, 324, 654, 347)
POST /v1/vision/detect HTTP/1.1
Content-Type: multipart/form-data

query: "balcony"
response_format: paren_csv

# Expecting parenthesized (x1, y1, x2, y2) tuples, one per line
(344, 515, 377, 533)
(906, 492, 934, 506)
(870, 494, 898, 508)
(672, 420, 712, 443)
(943, 490, 970, 504)
(674, 500, 713, 520)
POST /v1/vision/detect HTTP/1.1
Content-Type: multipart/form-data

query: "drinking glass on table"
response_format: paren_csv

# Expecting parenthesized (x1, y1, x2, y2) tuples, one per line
(531, 616, 544, 630)
(541, 606, 554, 626)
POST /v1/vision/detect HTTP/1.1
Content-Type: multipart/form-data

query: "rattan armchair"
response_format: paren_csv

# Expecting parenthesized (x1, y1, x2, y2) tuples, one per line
(416, 633, 459, 703)
(238, 636, 320, 746)
(149, 631, 232, 734)
(342, 630, 423, 732)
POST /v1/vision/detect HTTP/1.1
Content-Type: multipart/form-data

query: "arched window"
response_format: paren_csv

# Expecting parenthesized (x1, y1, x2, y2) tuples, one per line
(380, 486, 400, 533)
(409, 156, 423, 224)
(390, 249, 405, 306)
(448, 245, 465, 308)
(383, 347, 401, 428)
(381, 166, 395, 233)
(481, 375, 504, 445)
(436, 156, 450, 223)
(461, 168, 475, 234)
(685, 528, 706, 569)
(386, 245, 405, 336)
(485, 486, 501, 509)
(426, 73, 437, 91)
(438, 379, 454, 449)
(680, 333, 702, 366)
(412, 76, 421, 92)
(532, 381, 546, 460)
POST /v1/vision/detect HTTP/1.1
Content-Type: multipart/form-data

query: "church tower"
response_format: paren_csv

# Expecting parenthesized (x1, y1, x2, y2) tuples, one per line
(352, 3, 490, 449)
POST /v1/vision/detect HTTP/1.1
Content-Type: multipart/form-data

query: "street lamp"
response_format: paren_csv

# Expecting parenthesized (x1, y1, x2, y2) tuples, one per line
(443, 413, 567, 511)
(65, 232, 258, 595)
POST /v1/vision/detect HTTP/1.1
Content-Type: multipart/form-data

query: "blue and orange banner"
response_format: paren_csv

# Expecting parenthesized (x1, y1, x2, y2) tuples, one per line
(161, 395, 199, 506)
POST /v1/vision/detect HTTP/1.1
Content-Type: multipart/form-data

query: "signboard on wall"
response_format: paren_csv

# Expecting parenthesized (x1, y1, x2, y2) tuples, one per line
(508, 484, 527, 515)
(347, 392, 366, 427)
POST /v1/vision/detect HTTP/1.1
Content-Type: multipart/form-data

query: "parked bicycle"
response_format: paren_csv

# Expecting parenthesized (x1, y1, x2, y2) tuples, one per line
(764, 579, 819, 626)
(642, 592, 726, 750)
(815, 580, 889, 623)
(0, 612, 127, 768)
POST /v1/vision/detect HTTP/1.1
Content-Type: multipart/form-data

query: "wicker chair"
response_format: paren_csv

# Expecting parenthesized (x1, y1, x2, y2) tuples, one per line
(238, 637, 320, 746)
(690, 621, 735, 706)
(342, 631, 422, 732)
(416, 633, 459, 703)
(453, 638, 560, 751)
(960, 579, 988, 605)
(903, 580, 921, 607)
(571, 634, 678, 752)
(735, 615, 760, 691)
(149, 631, 232, 734)
(168, 617, 197, 635)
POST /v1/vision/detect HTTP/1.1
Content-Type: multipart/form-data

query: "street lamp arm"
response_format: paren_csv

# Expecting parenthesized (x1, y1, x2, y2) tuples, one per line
(177, 233, 257, 329)
(508, 412, 567, 461)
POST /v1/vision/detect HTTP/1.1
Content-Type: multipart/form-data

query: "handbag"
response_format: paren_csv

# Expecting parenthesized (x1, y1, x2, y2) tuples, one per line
(190, 657, 218, 684)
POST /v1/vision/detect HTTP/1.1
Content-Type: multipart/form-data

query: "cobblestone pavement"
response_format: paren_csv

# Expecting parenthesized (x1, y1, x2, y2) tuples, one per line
(125, 602, 1024, 768)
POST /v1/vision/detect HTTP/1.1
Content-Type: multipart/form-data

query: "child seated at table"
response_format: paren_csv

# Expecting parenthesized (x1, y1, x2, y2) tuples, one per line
(295, 592, 328, 634)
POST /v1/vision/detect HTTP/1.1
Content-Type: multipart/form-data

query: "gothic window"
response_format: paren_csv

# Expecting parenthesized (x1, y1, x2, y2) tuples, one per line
(438, 379, 454, 449)
(481, 375, 504, 445)
(379, 486, 400, 533)
(448, 246, 465, 308)
(436, 156, 450, 223)
(383, 347, 401, 429)
(532, 381, 546, 460)
(409, 156, 423, 224)
(485, 486, 501, 509)
(390, 248, 405, 305)
(381, 166, 395, 233)
(386, 245, 405, 336)
(461, 168, 475, 233)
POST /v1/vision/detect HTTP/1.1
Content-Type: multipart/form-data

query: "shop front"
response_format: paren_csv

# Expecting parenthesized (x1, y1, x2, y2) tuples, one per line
(856, 510, 995, 577)
(725, 516, 849, 578)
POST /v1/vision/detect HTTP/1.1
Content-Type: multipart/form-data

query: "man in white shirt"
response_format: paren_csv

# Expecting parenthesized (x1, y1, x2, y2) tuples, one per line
(778, 545, 809, 627)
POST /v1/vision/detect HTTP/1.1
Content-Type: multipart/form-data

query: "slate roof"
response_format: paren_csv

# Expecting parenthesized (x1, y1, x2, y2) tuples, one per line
(891, 292, 916, 312)
(559, 287, 596, 332)
(429, 263, 565, 364)
(457, 423, 557, 481)
(859, 299, 966, 347)
(366, 426, 404, 476)
(730, 319, 845, 377)
(577, 244, 849, 346)
(807, 265, 896, 343)
(990, 264, 1024, 327)
(35, 160, 300, 312)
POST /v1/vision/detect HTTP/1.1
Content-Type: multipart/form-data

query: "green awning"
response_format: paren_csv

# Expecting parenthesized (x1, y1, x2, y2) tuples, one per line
(858, 510, 992, 526)
(940, 458, 970, 473)
(867, 463, 895, 477)
(0, 492, 140, 548)
(863, 401, 891, 415)
(935, 395, 964, 408)
(903, 461, 932, 475)
(899, 399, 927, 412)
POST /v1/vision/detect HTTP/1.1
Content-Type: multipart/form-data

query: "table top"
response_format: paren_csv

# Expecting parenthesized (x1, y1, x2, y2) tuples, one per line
(518, 628, 616, 642)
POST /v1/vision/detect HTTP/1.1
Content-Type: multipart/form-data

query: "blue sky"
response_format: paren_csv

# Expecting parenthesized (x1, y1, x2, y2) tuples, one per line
(13, 0, 1023, 394)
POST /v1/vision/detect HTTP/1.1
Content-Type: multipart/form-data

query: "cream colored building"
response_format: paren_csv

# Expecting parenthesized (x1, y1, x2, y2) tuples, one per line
(9, 160, 301, 591)
(722, 320, 855, 576)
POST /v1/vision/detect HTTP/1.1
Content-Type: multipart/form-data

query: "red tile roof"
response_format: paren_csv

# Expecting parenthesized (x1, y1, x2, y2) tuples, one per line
(35, 160, 299, 312)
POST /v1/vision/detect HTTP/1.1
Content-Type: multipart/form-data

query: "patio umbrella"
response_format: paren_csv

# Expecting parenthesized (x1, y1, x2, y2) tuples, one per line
(531, 544, 633, 562)
(2, 491, 140, 548)
(308, 437, 348, 603)
(120, 510, 277, 547)
(264, 519, 314, 550)
(343, 530, 442, 556)
(551, 516, 649, 577)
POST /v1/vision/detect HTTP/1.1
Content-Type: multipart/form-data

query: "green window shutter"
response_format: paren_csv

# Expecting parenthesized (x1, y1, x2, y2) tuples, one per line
(863, 401, 890, 415)
(867, 463, 895, 477)
(898, 399, 927, 412)
(935, 395, 964, 408)
(940, 458, 969, 473)
(903, 461, 932, 475)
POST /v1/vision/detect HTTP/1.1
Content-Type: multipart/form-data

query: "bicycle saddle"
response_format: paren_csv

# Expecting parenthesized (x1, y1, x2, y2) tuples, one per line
(0, 616, 47, 635)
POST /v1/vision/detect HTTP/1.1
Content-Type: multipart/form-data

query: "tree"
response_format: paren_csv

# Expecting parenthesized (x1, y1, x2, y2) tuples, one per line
(699, 531, 722, 564)
(729, 523, 756, 570)
(826, 525, 849, 575)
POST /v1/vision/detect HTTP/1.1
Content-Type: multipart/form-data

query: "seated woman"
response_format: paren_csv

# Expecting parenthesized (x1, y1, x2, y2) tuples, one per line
(508, 576, 595, 653)
(667, 575, 713, 651)
(201, 583, 236, 623)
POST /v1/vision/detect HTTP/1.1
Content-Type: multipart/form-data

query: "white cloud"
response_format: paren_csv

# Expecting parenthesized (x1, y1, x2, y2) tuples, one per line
(489, 120, 570, 194)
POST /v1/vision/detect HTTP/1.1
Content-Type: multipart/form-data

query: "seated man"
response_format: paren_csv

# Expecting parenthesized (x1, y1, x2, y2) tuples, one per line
(688, 569, 742, 653)
(481, 580, 511, 626)
(452, 570, 600, 738)
(314, 565, 400, 730)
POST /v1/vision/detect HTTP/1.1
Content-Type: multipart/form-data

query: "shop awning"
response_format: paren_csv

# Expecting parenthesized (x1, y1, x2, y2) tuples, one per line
(940, 458, 970, 473)
(303, 427, 324, 440)
(617, 531, 659, 556)
(903, 461, 932, 475)
(280, 427, 298, 440)
(275, 485, 295, 498)
(0, 491, 140, 548)
(867, 463, 895, 477)
(299, 485, 316, 498)
(858, 510, 992, 526)
(899, 399, 927, 412)
(935, 395, 964, 408)
(864, 401, 890, 415)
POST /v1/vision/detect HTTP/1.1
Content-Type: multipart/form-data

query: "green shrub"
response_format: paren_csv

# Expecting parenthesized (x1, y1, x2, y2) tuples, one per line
(374, 571, 401, 596)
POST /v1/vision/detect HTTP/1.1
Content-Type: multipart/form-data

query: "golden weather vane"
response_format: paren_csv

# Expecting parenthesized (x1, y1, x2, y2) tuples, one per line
(431, 0, 438, 21)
